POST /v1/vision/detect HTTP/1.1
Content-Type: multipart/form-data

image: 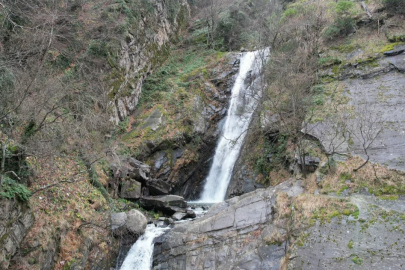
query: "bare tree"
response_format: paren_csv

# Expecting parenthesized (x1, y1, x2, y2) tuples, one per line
(348, 104, 383, 171)
(254, 0, 328, 177)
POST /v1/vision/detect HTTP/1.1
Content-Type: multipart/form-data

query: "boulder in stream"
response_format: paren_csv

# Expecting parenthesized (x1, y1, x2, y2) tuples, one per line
(111, 209, 147, 240)
(139, 195, 187, 215)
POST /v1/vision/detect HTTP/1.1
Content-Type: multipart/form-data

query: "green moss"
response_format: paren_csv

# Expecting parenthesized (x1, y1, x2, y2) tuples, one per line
(342, 209, 351, 216)
(379, 42, 405, 53)
(339, 172, 352, 181)
(351, 255, 363, 265)
(127, 182, 140, 192)
(328, 210, 341, 219)
(332, 43, 357, 53)
(296, 232, 310, 247)
(348, 239, 354, 249)
(388, 35, 405, 43)
(122, 129, 143, 141)
(336, 185, 349, 196)
(331, 65, 341, 76)
(352, 209, 360, 219)
(355, 56, 378, 67)
(378, 195, 398, 200)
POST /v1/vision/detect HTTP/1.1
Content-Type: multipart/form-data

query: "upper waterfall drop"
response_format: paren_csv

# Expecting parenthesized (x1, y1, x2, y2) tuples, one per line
(198, 49, 267, 203)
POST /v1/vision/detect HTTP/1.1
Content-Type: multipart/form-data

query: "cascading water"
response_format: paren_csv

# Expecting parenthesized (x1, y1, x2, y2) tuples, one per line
(118, 49, 267, 270)
(198, 50, 266, 203)
(119, 224, 169, 270)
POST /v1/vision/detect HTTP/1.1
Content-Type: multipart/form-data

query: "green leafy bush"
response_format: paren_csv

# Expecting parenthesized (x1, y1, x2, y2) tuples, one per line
(282, 8, 298, 19)
(0, 177, 31, 201)
(335, 1, 355, 15)
(324, 17, 355, 40)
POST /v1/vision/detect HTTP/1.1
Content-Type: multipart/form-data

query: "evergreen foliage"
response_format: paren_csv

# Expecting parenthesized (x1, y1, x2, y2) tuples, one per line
(0, 177, 31, 201)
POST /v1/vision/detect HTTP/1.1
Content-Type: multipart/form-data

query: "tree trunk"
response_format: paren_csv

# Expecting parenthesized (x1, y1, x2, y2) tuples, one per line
(1, 142, 6, 188)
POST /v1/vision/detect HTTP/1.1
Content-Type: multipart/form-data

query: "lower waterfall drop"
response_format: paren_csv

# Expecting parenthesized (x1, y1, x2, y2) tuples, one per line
(198, 49, 266, 203)
(119, 224, 169, 270)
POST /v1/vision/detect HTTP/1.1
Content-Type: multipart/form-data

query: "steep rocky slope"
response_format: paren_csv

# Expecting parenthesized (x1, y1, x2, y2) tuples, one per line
(0, 0, 190, 269)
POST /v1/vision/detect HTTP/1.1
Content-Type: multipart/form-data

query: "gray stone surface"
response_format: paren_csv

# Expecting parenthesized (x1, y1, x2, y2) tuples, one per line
(109, 0, 190, 123)
(141, 108, 165, 131)
(120, 180, 142, 199)
(172, 212, 187, 221)
(0, 199, 34, 269)
(111, 209, 147, 237)
(311, 54, 405, 171)
(140, 195, 188, 215)
(289, 195, 405, 270)
(146, 179, 171, 195)
(153, 180, 304, 270)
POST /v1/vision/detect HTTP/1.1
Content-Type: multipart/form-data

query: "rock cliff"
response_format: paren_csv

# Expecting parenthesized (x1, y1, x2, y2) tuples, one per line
(110, 0, 190, 123)
(0, 199, 34, 269)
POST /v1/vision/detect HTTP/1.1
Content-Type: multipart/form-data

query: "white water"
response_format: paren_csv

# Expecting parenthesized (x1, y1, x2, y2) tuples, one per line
(198, 50, 266, 203)
(119, 50, 267, 270)
(120, 224, 169, 270)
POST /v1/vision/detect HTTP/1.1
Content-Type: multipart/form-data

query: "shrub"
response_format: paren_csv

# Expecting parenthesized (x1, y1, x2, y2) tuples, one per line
(335, 1, 355, 15)
(0, 177, 31, 201)
(383, 0, 405, 14)
(324, 17, 355, 40)
(88, 40, 108, 58)
(282, 8, 298, 19)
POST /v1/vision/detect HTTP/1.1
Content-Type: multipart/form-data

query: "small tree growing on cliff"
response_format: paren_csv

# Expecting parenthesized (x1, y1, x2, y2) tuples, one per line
(348, 104, 383, 171)
(257, 2, 327, 177)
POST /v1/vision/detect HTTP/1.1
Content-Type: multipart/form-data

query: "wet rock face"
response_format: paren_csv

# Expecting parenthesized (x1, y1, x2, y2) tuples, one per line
(0, 199, 34, 269)
(226, 115, 265, 199)
(153, 181, 304, 270)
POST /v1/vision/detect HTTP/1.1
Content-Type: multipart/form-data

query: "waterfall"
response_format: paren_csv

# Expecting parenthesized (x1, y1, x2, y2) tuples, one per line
(119, 224, 169, 270)
(118, 49, 267, 270)
(198, 50, 267, 203)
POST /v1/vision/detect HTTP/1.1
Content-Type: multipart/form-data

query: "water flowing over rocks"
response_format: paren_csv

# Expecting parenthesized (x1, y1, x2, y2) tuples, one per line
(199, 50, 268, 203)
(152, 180, 304, 270)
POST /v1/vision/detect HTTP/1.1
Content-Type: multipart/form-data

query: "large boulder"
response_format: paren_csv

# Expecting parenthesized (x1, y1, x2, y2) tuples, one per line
(111, 209, 147, 240)
(112, 157, 151, 183)
(120, 180, 142, 199)
(146, 179, 171, 195)
(139, 195, 187, 215)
